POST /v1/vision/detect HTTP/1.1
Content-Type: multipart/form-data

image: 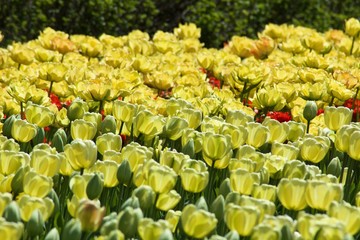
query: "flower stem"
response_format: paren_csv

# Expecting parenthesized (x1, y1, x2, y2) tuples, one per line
(350, 36, 356, 55)
(48, 81, 54, 97)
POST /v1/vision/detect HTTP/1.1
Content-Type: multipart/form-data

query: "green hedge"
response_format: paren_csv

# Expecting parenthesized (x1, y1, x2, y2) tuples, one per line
(1, 0, 359, 48)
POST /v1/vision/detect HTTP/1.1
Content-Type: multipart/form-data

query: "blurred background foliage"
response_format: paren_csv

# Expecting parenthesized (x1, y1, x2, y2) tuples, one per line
(1, 0, 359, 48)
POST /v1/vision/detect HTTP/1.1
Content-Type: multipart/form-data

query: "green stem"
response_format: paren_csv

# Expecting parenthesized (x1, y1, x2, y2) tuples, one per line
(118, 121, 124, 135)
(306, 120, 311, 134)
(20, 101, 24, 120)
(350, 36, 356, 55)
(345, 158, 355, 202)
(48, 81, 54, 97)
(339, 153, 348, 184)
(98, 100, 104, 114)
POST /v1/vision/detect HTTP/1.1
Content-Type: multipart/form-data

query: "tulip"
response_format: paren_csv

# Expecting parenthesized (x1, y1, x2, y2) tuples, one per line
(277, 178, 308, 211)
(133, 186, 156, 211)
(0, 218, 24, 240)
(71, 119, 97, 140)
(324, 106, 353, 131)
(300, 136, 329, 163)
(30, 149, 61, 177)
(0, 193, 12, 217)
(25, 103, 55, 128)
(117, 206, 143, 238)
(305, 180, 343, 211)
(262, 117, 289, 144)
(17, 194, 54, 222)
(112, 100, 137, 123)
(26, 209, 44, 237)
(246, 122, 270, 149)
(96, 132, 122, 155)
(220, 123, 248, 149)
(345, 18, 360, 37)
(303, 101, 318, 122)
(181, 128, 203, 153)
(176, 108, 202, 129)
(334, 125, 358, 153)
(181, 204, 217, 239)
(328, 201, 360, 235)
(163, 116, 189, 141)
(225, 110, 254, 127)
(11, 119, 37, 143)
(348, 130, 360, 160)
(76, 199, 105, 232)
(250, 224, 280, 240)
(85, 173, 104, 200)
(271, 142, 299, 160)
(138, 218, 173, 240)
(263, 155, 286, 177)
(230, 168, 260, 195)
(61, 218, 82, 240)
(121, 142, 153, 171)
(10, 43, 35, 65)
(133, 110, 164, 138)
(0, 150, 25, 176)
(180, 160, 209, 193)
(2, 201, 21, 223)
(156, 190, 181, 211)
(228, 158, 256, 172)
(64, 139, 97, 170)
(202, 132, 233, 169)
(23, 171, 53, 198)
(285, 121, 306, 142)
(225, 203, 260, 237)
(44, 228, 60, 240)
(147, 165, 177, 194)
(67, 98, 88, 121)
(281, 159, 307, 179)
(70, 174, 95, 199)
(252, 86, 286, 111)
(251, 184, 277, 202)
(165, 210, 181, 233)
(236, 145, 266, 171)
(160, 149, 190, 174)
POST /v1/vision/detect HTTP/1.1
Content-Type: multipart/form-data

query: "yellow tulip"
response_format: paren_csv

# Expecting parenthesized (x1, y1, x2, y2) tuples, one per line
(70, 119, 97, 140)
(0, 174, 14, 192)
(271, 142, 299, 160)
(112, 100, 137, 123)
(0, 150, 25, 176)
(160, 149, 190, 174)
(76, 199, 105, 232)
(230, 168, 260, 195)
(235, 145, 266, 172)
(181, 204, 217, 239)
(120, 142, 152, 171)
(147, 165, 177, 194)
(174, 23, 201, 39)
(9, 43, 35, 66)
(300, 136, 330, 163)
(138, 218, 172, 240)
(250, 224, 280, 240)
(58, 152, 75, 176)
(348, 130, 360, 160)
(263, 155, 286, 177)
(277, 178, 308, 211)
(86, 160, 118, 188)
(0, 218, 24, 240)
(285, 121, 306, 142)
(225, 203, 260, 237)
(252, 86, 286, 111)
(246, 122, 270, 149)
(17, 194, 54, 222)
(180, 160, 209, 193)
(228, 158, 256, 172)
(324, 106, 353, 131)
(30, 149, 60, 177)
(163, 117, 189, 141)
(328, 201, 360, 235)
(165, 210, 181, 233)
(69, 174, 94, 199)
(345, 18, 360, 37)
(334, 125, 358, 153)
(262, 118, 289, 144)
(220, 123, 248, 149)
(133, 110, 164, 138)
(305, 180, 343, 211)
(96, 133, 122, 155)
(251, 184, 277, 202)
(38, 62, 68, 83)
(77, 36, 103, 58)
(11, 119, 38, 143)
(64, 139, 97, 170)
(156, 190, 181, 211)
(25, 103, 55, 128)
(67, 98, 89, 121)
(176, 108, 202, 129)
(23, 171, 53, 198)
(226, 109, 254, 127)
(282, 160, 307, 179)
(202, 132, 233, 169)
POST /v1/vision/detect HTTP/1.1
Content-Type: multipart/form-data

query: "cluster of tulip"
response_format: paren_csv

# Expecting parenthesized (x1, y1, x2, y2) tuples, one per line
(0, 17, 360, 240)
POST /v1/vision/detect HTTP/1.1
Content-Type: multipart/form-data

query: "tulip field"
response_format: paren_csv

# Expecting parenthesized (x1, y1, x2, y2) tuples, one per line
(1, 18, 360, 239)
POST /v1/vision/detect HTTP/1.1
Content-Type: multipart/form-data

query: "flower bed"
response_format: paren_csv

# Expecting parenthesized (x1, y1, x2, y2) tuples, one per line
(0, 18, 360, 239)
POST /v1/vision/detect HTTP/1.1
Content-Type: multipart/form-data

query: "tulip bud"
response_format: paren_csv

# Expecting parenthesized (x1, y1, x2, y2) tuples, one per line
(156, 190, 181, 211)
(120, 196, 140, 210)
(210, 195, 225, 221)
(86, 173, 104, 200)
(3, 201, 21, 223)
(303, 101, 317, 122)
(133, 185, 156, 211)
(345, 18, 360, 37)
(61, 218, 82, 240)
(71, 119, 97, 140)
(44, 228, 60, 240)
(101, 115, 117, 134)
(100, 218, 118, 236)
(182, 138, 195, 159)
(225, 203, 260, 237)
(11, 165, 30, 195)
(26, 210, 44, 237)
(117, 206, 143, 238)
(2, 114, 17, 138)
(327, 157, 342, 177)
(76, 199, 105, 232)
(219, 178, 231, 197)
(51, 129, 67, 152)
(67, 98, 88, 121)
(96, 132, 122, 155)
(117, 160, 133, 186)
(32, 126, 45, 145)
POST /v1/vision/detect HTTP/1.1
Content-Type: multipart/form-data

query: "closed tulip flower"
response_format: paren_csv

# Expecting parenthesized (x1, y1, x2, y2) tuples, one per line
(138, 218, 173, 240)
(271, 142, 299, 160)
(246, 122, 270, 149)
(286, 121, 306, 142)
(30, 149, 61, 177)
(17, 194, 54, 222)
(334, 125, 358, 152)
(251, 184, 277, 202)
(277, 178, 308, 211)
(305, 180, 343, 211)
(202, 132, 233, 169)
(226, 110, 254, 127)
(324, 106, 353, 131)
(156, 190, 181, 211)
(348, 130, 360, 160)
(220, 123, 248, 149)
(160, 149, 190, 174)
(0, 150, 24, 176)
(180, 160, 209, 193)
(64, 139, 97, 170)
(67, 98, 89, 121)
(163, 117, 189, 141)
(230, 168, 260, 195)
(176, 108, 202, 129)
(345, 18, 360, 37)
(23, 171, 53, 198)
(0, 174, 14, 193)
(225, 203, 260, 237)
(70, 119, 97, 140)
(11, 119, 38, 143)
(328, 201, 360, 235)
(133, 110, 164, 138)
(25, 103, 55, 128)
(181, 204, 217, 239)
(117, 206, 144, 238)
(112, 100, 137, 123)
(228, 158, 256, 172)
(96, 133, 122, 155)
(69, 174, 95, 199)
(262, 117, 289, 144)
(120, 142, 152, 171)
(147, 165, 177, 194)
(165, 210, 182, 233)
(282, 160, 307, 179)
(10, 43, 35, 66)
(86, 160, 119, 187)
(76, 199, 105, 232)
(300, 136, 329, 163)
